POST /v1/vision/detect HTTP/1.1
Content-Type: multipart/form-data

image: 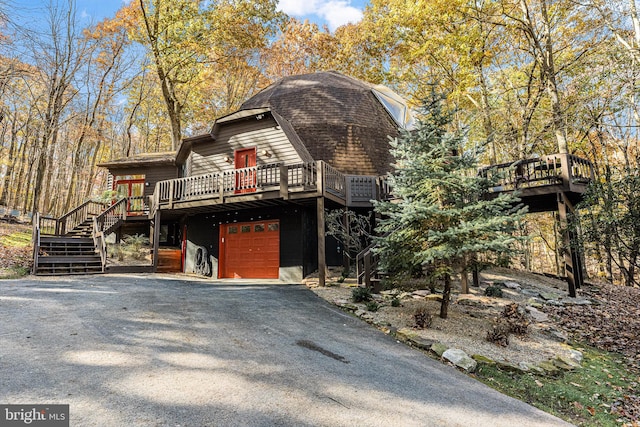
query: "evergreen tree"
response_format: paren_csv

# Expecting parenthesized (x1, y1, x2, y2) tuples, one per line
(375, 92, 527, 318)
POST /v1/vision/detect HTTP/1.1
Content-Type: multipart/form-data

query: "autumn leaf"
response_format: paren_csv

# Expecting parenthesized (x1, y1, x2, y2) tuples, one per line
(587, 406, 596, 416)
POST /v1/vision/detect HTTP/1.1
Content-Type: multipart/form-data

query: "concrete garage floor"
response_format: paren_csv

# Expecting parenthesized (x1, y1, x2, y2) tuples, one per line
(0, 275, 570, 427)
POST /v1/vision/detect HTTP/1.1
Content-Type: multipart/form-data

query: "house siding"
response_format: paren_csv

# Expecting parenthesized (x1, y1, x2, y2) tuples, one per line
(189, 115, 303, 176)
(109, 165, 178, 198)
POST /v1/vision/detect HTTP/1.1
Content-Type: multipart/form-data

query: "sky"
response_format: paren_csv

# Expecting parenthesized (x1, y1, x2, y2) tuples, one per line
(10, 0, 368, 32)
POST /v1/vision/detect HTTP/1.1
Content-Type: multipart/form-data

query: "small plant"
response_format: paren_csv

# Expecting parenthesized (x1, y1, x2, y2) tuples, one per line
(337, 276, 345, 283)
(366, 301, 379, 312)
(352, 287, 372, 303)
(501, 303, 530, 336)
(486, 320, 510, 346)
(484, 285, 503, 297)
(413, 305, 433, 329)
(391, 297, 401, 307)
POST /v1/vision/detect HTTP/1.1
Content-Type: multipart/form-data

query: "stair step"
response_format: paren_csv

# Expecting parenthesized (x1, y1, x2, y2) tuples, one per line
(38, 256, 101, 263)
(40, 236, 94, 244)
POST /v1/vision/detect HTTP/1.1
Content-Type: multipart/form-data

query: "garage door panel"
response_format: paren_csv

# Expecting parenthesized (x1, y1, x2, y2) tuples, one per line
(221, 220, 280, 279)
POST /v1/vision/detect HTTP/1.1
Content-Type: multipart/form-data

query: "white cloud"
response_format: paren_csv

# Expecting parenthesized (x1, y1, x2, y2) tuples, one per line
(277, 0, 363, 31)
(318, 1, 363, 30)
(277, 0, 321, 16)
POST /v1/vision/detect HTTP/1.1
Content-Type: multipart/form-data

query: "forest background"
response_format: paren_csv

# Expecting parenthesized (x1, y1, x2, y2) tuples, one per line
(0, 0, 639, 286)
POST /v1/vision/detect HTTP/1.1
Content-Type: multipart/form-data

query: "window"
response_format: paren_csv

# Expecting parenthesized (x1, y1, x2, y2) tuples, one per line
(254, 224, 265, 232)
(241, 225, 251, 233)
(268, 223, 279, 232)
(371, 85, 415, 129)
(228, 226, 238, 234)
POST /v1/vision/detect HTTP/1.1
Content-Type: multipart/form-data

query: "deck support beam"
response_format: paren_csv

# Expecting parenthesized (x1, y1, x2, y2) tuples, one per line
(151, 209, 161, 272)
(317, 196, 326, 287)
(557, 192, 583, 297)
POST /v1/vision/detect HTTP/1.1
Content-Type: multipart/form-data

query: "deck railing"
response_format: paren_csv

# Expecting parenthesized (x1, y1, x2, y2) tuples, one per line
(479, 153, 594, 192)
(94, 198, 127, 235)
(156, 162, 328, 205)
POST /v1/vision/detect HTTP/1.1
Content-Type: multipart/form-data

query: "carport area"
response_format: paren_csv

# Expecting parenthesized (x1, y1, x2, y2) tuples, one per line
(0, 275, 569, 426)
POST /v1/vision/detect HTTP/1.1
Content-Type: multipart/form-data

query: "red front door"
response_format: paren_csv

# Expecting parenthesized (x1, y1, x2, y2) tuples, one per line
(234, 148, 257, 194)
(219, 220, 280, 279)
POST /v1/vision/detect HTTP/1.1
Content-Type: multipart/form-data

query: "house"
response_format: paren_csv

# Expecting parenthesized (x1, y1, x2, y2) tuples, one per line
(98, 71, 407, 282)
(33, 70, 593, 297)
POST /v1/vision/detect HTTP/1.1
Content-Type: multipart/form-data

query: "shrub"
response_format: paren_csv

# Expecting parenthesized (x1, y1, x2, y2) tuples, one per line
(413, 305, 433, 329)
(391, 297, 401, 307)
(501, 303, 530, 336)
(352, 287, 372, 303)
(486, 320, 510, 346)
(366, 301, 379, 312)
(484, 285, 503, 297)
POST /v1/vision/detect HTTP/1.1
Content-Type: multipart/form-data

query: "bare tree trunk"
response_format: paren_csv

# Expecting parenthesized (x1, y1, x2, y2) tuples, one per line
(440, 272, 452, 319)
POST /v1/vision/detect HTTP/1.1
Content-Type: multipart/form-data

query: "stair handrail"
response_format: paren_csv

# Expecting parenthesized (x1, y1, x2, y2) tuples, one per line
(32, 212, 41, 275)
(57, 199, 108, 235)
(94, 197, 127, 235)
(356, 240, 380, 287)
(92, 216, 107, 273)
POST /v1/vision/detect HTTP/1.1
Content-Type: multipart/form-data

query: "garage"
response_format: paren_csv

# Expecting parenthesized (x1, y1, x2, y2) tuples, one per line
(219, 220, 280, 279)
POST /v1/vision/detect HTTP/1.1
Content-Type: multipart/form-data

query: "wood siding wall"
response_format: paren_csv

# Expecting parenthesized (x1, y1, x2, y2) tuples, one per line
(189, 116, 303, 176)
(109, 165, 178, 198)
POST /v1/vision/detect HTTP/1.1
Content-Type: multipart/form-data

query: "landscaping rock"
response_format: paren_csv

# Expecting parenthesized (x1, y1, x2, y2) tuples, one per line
(539, 292, 562, 301)
(504, 281, 521, 290)
(472, 354, 495, 365)
(457, 295, 494, 308)
(556, 354, 580, 369)
(568, 349, 583, 365)
(412, 290, 431, 297)
(526, 306, 549, 322)
(552, 358, 576, 371)
(425, 294, 443, 302)
(496, 361, 526, 374)
(536, 360, 560, 375)
(396, 328, 418, 342)
(562, 297, 592, 306)
(546, 328, 569, 343)
(430, 342, 448, 357)
(334, 299, 358, 311)
(407, 335, 435, 351)
(521, 363, 545, 374)
(442, 349, 477, 373)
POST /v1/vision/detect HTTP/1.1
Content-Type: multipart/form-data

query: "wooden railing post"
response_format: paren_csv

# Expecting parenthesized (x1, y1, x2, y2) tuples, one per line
(168, 180, 175, 209)
(280, 165, 289, 200)
(316, 161, 325, 196)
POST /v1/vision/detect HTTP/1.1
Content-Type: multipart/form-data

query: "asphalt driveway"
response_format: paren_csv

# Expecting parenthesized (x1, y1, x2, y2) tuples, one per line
(0, 274, 571, 426)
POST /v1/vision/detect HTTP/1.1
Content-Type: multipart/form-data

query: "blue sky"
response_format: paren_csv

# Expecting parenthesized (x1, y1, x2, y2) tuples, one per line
(10, 0, 368, 31)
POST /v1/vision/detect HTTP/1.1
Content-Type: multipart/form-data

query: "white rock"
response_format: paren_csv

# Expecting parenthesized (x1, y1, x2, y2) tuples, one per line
(568, 349, 583, 364)
(526, 306, 549, 322)
(442, 349, 477, 373)
(504, 281, 521, 290)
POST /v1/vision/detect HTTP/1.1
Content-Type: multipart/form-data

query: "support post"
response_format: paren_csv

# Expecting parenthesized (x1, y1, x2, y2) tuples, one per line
(317, 196, 326, 287)
(151, 209, 161, 272)
(279, 165, 289, 200)
(557, 192, 582, 297)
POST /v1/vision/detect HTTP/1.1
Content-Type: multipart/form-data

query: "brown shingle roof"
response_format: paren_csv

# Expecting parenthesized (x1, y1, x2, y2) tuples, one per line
(240, 71, 399, 176)
(97, 151, 176, 168)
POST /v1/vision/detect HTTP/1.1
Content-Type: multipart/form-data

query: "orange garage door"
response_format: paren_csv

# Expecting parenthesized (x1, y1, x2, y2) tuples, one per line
(220, 220, 279, 279)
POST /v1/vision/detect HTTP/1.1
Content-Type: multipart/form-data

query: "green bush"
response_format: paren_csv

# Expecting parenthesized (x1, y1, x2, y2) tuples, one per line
(391, 297, 401, 307)
(352, 287, 372, 303)
(484, 285, 504, 297)
(366, 301, 379, 312)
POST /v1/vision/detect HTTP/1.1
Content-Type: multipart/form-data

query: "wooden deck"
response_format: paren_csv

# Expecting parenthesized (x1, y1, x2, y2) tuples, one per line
(479, 153, 594, 212)
(150, 161, 387, 214)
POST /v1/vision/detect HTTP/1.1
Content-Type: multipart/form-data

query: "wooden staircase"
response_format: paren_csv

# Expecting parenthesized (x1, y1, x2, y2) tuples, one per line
(36, 236, 103, 275)
(32, 198, 128, 276)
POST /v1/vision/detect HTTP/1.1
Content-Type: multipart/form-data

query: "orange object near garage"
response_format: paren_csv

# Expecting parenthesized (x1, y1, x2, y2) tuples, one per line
(220, 220, 280, 279)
